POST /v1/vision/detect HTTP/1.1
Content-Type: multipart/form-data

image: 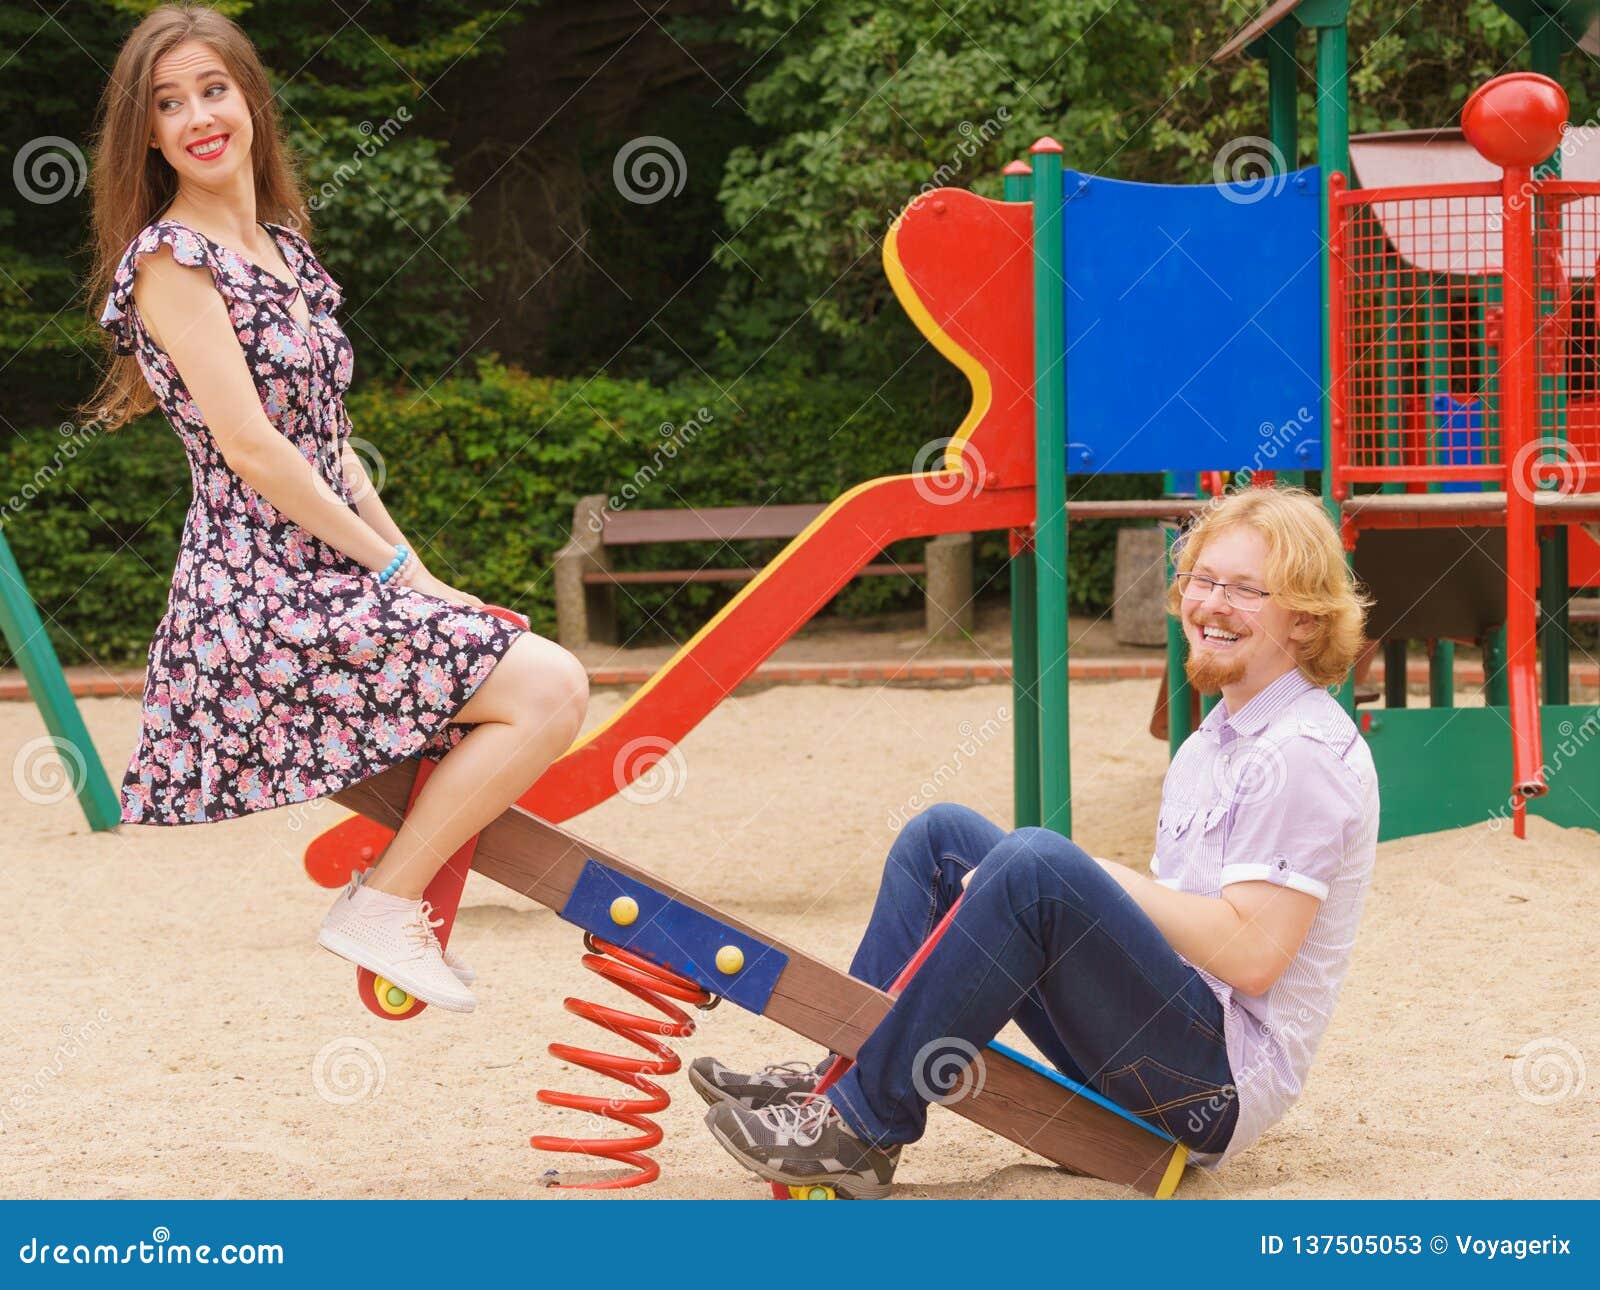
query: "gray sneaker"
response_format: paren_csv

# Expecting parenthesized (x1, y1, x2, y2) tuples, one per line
(704, 1093, 900, 1200)
(687, 1057, 822, 1111)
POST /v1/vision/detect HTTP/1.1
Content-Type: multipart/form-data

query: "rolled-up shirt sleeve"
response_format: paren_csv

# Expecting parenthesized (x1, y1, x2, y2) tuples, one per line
(1219, 737, 1357, 902)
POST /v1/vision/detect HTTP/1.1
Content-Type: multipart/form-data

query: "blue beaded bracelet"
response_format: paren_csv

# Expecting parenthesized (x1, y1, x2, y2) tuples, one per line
(377, 543, 409, 585)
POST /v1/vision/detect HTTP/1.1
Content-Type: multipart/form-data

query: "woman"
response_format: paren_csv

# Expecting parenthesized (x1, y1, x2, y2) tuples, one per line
(84, 5, 587, 1014)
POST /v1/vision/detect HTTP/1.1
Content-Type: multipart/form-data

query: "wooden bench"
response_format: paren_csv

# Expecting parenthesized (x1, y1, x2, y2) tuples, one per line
(553, 495, 973, 650)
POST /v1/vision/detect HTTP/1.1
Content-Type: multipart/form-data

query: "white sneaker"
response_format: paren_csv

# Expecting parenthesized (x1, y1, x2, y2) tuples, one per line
(317, 878, 476, 1013)
(442, 946, 476, 986)
(339, 870, 477, 985)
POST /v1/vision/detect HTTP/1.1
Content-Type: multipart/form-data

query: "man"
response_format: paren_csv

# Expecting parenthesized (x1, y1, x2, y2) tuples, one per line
(695, 487, 1380, 1198)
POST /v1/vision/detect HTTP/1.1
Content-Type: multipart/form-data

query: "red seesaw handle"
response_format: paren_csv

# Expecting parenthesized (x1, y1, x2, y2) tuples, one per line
(813, 894, 965, 1098)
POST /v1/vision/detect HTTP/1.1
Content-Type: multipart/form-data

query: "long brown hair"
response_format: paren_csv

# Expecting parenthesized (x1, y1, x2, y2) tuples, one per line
(83, 4, 309, 429)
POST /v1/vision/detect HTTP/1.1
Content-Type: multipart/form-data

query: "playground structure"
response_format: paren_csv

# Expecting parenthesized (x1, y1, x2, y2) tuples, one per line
(3, 0, 1596, 1196)
(297, 2, 1600, 1196)
(0, 533, 119, 830)
(298, 4, 1600, 898)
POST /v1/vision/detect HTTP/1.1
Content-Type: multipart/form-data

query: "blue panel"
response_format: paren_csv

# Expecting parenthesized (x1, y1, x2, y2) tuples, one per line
(1431, 391, 1487, 493)
(1060, 167, 1324, 474)
(986, 1040, 1174, 1142)
(560, 859, 788, 1015)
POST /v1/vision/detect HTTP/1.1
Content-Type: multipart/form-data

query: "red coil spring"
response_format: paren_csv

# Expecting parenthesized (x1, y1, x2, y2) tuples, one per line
(530, 933, 715, 1189)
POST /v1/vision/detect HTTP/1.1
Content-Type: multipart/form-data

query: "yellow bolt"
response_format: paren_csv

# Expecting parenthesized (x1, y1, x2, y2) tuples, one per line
(609, 896, 639, 926)
(715, 944, 744, 974)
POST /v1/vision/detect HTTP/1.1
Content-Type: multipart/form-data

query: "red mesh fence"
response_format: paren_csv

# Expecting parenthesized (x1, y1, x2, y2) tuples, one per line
(1330, 176, 1600, 491)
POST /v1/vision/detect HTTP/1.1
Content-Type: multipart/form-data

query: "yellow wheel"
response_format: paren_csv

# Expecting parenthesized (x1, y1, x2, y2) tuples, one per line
(789, 1184, 837, 1200)
(357, 967, 424, 1019)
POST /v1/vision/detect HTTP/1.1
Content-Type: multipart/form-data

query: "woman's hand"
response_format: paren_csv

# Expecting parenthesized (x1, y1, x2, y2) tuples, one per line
(396, 565, 484, 609)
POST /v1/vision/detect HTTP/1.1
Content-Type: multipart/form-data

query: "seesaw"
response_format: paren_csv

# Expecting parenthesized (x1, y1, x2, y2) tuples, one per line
(327, 751, 1189, 1198)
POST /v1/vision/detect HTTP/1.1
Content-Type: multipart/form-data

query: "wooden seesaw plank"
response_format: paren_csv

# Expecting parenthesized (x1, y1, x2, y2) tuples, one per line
(331, 760, 1186, 1197)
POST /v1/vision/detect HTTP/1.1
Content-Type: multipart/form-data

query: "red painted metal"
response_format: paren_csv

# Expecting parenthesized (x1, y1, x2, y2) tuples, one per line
(352, 755, 481, 1021)
(530, 936, 713, 1190)
(1326, 76, 1600, 833)
(770, 894, 970, 1199)
(812, 895, 967, 1101)
(1461, 74, 1569, 171)
(1496, 157, 1548, 824)
(1328, 172, 1350, 502)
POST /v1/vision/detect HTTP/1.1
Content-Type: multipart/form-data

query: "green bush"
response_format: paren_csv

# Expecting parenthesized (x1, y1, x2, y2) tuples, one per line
(1, 359, 1151, 668)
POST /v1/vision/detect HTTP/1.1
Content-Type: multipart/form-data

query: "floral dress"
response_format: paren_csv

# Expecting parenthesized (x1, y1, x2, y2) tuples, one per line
(99, 218, 525, 825)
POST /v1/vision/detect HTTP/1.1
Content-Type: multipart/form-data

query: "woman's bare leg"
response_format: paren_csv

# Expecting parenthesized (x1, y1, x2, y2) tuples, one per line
(361, 632, 588, 898)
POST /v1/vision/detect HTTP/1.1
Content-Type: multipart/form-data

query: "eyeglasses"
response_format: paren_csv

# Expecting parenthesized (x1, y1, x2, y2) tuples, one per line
(1175, 572, 1272, 614)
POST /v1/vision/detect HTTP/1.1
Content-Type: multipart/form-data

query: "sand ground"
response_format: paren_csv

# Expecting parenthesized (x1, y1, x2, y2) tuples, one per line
(2, 679, 1596, 1200)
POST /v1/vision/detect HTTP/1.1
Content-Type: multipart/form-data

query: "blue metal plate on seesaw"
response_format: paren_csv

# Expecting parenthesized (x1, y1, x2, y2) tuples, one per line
(559, 859, 789, 1014)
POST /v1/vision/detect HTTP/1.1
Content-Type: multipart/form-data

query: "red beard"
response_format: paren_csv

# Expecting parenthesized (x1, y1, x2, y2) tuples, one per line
(1184, 641, 1248, 694)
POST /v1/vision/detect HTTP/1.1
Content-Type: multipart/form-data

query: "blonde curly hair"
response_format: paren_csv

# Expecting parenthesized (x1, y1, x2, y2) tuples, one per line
(1164, 487, 1372, 689)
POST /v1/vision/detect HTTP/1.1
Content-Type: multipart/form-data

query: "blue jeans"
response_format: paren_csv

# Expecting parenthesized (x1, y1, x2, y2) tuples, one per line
(825, 803, 1239, 1155)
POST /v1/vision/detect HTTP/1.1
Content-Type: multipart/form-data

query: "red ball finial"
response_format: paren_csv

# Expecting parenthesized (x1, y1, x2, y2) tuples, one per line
(1461, 72, 1568, 169)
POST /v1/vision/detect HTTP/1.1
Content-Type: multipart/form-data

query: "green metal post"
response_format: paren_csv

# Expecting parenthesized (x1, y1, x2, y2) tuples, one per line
(0, 528, 120, 830)
(1031, 138, 1071, 836)
(1164, 519, 1192, 758)
(1266, 21, 1306, 488)
(1429, 639, 1455, 707)
(1483, 626, 1510, 706)
(1531, 17, 1571, 705)
(1004, 161, 1042, 829)
(1383, 639, 1408, 708)
(1310, 6, 1353, 710)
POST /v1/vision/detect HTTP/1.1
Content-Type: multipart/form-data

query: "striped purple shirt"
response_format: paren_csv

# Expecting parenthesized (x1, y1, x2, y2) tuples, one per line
(1149, 667, 1380, 1168)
